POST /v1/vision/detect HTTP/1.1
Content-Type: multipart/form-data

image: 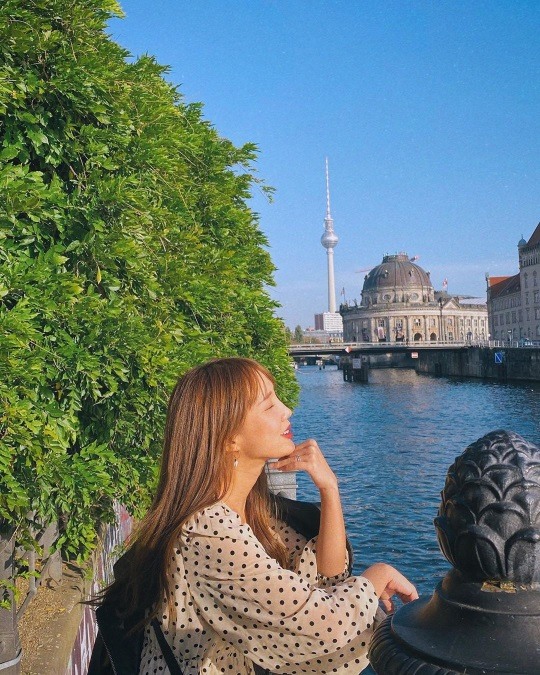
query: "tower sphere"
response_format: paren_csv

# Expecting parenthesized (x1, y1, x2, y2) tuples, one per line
(321, 229, 338, 249)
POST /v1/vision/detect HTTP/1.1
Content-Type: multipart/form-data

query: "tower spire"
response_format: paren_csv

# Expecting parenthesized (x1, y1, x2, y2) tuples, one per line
(325, 156, 332, 221)
(320, 157, 339, 313)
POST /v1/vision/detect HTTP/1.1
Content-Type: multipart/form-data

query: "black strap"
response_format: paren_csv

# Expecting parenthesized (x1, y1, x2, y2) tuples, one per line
(151, 618, 185, 675)
(253, 665, 271, 675)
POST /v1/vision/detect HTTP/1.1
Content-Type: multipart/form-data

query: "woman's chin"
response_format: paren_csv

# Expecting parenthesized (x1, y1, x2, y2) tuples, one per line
(266, 444, 294, 463)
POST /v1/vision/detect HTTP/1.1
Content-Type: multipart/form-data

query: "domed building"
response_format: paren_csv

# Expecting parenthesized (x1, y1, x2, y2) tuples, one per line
(341, 252, 488, 342)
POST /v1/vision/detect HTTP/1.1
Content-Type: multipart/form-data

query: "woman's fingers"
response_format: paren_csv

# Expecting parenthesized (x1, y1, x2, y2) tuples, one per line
(361, 563, 418, 607)
(397, 584, 419, 603)
(272, 439, 338, 491)
(273, 453, 303, 469)
(273, 439, 321, 469)
(387, 575, 419, 604)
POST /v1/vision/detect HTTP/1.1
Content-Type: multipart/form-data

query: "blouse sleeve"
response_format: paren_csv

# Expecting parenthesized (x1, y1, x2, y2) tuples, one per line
(272, 518, 350, 588)
(181, 512, 379, 673)
(292, 536, 350, 588)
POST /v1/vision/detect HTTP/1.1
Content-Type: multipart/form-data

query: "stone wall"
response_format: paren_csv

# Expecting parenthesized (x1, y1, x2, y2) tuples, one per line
(65, 503, 133, 675)
(416, 346, 540, 381)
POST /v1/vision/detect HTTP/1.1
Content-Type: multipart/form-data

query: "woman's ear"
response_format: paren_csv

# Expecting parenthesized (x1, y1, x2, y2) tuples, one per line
(226, 438, 238, 454)
(226, 438, 240, 469)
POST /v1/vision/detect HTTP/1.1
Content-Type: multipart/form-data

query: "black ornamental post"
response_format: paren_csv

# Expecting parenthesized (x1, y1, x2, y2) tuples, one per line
(369, 429, 540, 674)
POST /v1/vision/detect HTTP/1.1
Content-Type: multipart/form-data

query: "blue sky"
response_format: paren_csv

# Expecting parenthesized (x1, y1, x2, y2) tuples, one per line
(109, 1, 540, 328)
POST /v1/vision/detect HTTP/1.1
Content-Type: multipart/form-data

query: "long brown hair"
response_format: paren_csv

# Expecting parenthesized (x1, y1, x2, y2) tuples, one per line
(102, 357, 289, 619)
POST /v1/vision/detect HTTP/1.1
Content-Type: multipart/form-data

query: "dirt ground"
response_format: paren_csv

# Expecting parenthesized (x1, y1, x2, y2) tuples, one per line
(17, 564, 87, 675)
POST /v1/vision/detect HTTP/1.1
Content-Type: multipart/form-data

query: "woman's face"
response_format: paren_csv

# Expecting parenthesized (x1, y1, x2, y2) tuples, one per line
(233, 374, 294, 463)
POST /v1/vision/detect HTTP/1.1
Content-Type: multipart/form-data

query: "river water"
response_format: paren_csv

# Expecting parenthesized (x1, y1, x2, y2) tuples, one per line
(291, 365, 540, 597)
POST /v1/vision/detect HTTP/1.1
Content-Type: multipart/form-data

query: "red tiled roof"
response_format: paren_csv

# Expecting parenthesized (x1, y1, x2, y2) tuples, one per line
(488, 276, 512, 287)
(489, 273, 520, 299)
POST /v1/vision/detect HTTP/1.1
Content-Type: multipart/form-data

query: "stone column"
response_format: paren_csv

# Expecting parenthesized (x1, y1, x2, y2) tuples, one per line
(370, 318, 376, 342)
(369, 430, 540, 674)
(266, 467, 297, 499)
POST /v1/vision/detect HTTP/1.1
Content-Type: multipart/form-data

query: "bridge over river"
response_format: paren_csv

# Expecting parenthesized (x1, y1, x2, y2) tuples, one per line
(290, 340, 540, 383)
(289, 339, 506, 358)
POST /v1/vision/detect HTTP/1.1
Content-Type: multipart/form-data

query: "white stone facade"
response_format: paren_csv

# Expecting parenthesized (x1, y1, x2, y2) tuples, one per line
(341, 253, 488, 343)
(487, 223, 540, 341)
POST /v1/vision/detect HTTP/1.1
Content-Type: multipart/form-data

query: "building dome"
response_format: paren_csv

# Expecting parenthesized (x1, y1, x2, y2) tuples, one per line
(340, 250, 487, 344)
(361, 253, 434, 306)
(363, 253, 432, 291)
(518, 236, 527, 248)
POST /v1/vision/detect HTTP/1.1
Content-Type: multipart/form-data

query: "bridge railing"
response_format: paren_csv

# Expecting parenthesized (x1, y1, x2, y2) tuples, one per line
(289, 339, 507, 352)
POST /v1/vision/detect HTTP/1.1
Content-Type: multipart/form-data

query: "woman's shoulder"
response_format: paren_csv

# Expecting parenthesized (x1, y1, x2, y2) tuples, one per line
(182, 501, 245, 537)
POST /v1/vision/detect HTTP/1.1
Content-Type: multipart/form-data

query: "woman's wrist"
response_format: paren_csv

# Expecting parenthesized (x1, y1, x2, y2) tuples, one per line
(317, 474, 339, 493)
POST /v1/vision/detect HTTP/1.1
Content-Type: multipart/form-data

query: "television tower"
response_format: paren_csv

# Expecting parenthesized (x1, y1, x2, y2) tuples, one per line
(320, 157, 339, 312)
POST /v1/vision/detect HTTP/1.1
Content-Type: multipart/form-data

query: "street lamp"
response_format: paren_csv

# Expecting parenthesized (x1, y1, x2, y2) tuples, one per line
(438, 297, 444, 342)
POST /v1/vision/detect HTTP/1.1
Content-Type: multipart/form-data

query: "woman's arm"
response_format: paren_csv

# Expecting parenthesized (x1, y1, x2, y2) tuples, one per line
(274, 440, 419, 607)
(273, 438, 347, 577)
(317, 484, 347, 577)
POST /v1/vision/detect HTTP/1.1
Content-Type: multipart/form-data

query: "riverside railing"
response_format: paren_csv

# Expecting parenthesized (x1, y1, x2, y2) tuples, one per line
(290, 339, 538, 351)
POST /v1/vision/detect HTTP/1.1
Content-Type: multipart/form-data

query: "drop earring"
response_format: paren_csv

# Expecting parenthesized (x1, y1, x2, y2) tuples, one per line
(233, 452, 239, 469)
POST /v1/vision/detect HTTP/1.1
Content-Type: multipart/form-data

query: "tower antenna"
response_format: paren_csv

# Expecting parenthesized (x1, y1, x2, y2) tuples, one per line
(325, 157, 331, 220)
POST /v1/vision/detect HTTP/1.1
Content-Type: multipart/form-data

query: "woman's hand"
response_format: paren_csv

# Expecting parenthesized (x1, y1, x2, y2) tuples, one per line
(274, 439, 346, 577)
(361, 562, 418, 612)
(273, 439, 338, 492)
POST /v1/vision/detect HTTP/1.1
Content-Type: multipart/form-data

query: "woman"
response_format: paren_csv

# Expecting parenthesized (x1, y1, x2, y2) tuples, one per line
(105, 357, 417, 674)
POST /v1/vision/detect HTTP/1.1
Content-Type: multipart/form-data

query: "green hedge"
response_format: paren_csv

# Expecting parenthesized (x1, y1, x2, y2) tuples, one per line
(0, 0, 297, 561)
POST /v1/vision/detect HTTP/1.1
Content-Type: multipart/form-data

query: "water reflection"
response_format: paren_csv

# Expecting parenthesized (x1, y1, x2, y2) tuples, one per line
(292, 366, 540, 595)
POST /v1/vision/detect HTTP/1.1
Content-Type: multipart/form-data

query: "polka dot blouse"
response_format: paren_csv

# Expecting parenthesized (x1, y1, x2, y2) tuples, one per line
(139, 502, 379, 674)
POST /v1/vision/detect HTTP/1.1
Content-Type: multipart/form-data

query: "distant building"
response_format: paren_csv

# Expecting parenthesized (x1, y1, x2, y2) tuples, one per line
(486, 275, 521, 342)
(487, 222, 540, 341)
(314, 311, 343, 334)
(341, 252, 488, 342)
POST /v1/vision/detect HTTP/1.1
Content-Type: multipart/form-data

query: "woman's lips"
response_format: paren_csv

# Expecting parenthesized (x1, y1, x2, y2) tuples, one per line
(282, 427, 293, 440)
